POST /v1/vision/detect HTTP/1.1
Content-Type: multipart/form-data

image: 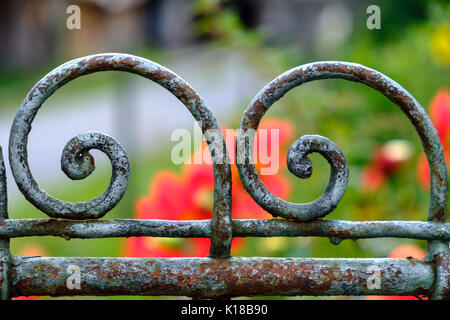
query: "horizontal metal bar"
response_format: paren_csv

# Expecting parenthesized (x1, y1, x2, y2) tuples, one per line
(233, 219, 450, 240)
(0, 219, 211, 239)
(10, 256, 435, 298)
(1, 218, 449, 241)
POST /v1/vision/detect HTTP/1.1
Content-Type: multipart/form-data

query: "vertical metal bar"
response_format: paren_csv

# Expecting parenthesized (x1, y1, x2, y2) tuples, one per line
(0, 147, 10, 299)
(209, 162, 232, 258)
(428, 241, 450, 299)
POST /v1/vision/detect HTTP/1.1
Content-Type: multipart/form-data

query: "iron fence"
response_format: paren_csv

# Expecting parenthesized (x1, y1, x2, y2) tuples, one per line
(0, 53, 448, 299)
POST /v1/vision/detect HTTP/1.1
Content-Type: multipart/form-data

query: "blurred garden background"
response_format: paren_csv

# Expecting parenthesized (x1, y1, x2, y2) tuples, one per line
(0, 0, 449, 299)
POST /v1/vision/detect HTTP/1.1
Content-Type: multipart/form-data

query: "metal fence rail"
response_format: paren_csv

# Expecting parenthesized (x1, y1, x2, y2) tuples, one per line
(0, 53, 448, 299)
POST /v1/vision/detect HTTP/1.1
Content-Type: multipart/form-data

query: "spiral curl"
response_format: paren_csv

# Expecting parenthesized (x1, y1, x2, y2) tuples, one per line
(236, 129, 349, 222)
(286, 134, 349, 216)
(58, 132, 129, 219)
(237, 61, 447, 222)
(9, 53, 232, 231)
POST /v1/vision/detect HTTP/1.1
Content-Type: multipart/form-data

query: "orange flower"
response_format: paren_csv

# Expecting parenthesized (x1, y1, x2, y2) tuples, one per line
(418, 89, 450, 188)
(366, 244, 428, 300)
(388, 244, 426, 260)
(124, 118, 294, 257)
(11, 244, 47, 300)
(16, 244, 48, 257)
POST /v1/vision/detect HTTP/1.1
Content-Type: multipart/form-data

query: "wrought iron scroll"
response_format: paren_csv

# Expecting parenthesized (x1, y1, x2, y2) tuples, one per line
(0, 54, 448, 299)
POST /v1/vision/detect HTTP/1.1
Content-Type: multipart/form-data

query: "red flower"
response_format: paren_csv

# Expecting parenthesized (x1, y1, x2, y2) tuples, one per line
(123, 118, 294, 257)
(360, 166, 387, 193)
(430, 89, 450, 143)
(418, 88, 450, 188)
(360, 140, 412, 192)
(366, 244, 428, 300)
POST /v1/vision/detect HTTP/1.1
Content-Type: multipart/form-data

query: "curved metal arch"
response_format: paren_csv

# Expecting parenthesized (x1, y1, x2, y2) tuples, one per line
(8, 53, 232, 256)
(237, 61, 447, 223)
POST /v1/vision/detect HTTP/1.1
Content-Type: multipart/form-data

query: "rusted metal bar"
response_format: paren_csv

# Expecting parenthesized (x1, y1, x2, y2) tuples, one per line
(428, 241, 450, 299)
(10, 256, 435, 298)
(0, 148, 10, 300)
(1, 219, 449, 241)
(0, 219, 211, 239)
(232, 219, 450, 241)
